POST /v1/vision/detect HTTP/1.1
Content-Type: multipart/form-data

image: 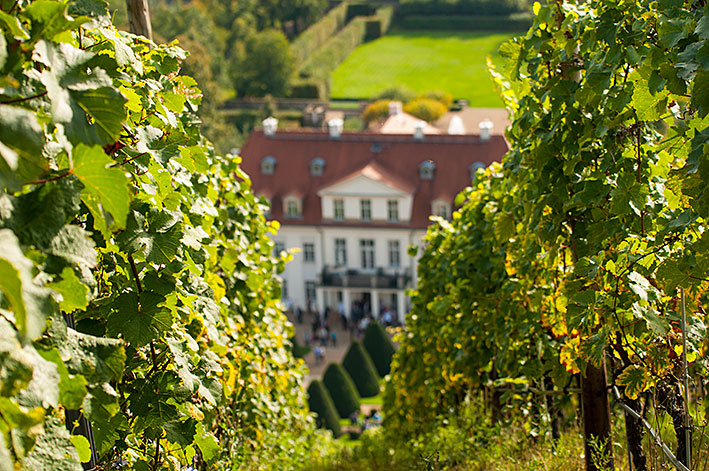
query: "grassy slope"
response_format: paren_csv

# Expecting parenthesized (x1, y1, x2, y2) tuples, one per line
(330, 30, 522, 106)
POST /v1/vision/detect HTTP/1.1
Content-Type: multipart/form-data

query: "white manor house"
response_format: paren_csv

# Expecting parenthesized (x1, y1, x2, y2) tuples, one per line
(239, 116, 509, 324)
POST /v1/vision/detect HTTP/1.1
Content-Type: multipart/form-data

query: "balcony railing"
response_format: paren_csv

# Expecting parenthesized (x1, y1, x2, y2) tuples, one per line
(320, 267, 411, 289)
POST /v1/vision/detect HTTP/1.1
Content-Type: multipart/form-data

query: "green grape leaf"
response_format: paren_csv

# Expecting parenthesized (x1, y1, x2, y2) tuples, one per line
(0, 10, 29, 39)
(22, 0, 86, 41)
(633, 79, 667, 121)
(37, 347, 87, 409)
(195, 424, 220, 461)
(616, 364, 651, 400)
(72, 144, 130, 231)
(0, 317, 34, 397)
(0, 432, 12, 471)
(106, 291, 172, 347)
(164, 419, 196, 446)
(691, 69, 709, 119)
(117, 207, 183, 265)
(60, 329, 125, 384)
(24, 416, 82, 471)
(695, 8, 709, 39)
(0, 229, 53, 340)
(15, 347, 59, 409)
(0, 30, 6, 69)
(68, 435, 91, 463)
(64, 87, 127, 146)
(47, 267, 89, 312)
(643, 308, 670, 336)
(0, 105, 47, 191)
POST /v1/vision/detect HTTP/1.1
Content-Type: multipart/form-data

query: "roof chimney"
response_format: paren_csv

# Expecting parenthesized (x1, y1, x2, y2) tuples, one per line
(263, 116, 278, 137)
(448, 115, 465, 135)
(388, 100, 403, 116)
(479, 119, 493, 141)
(328, 118, 343, 139)
(413, 120, 426, 139)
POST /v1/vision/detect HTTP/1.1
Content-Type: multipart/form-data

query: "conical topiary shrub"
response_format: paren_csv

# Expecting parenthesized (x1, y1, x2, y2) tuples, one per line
(362, 321, 395, 377)
(322, 363, 360, 418)
(307, 380, 341, 437)
(342, 341, 380, 398)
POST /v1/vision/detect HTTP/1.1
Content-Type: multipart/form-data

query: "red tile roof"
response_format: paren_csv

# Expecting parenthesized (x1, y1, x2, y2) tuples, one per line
(239, 129, 509, 229)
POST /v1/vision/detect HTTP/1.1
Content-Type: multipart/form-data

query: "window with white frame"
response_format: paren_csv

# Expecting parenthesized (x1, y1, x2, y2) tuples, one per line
(360, 239, 375, 269)
(388, 240, 400, 267)
(433, 200, 450, 219)
(360, 199, 372, 222)
(284, 196, 301, 218)
(281, 279, 288, 299)
(387, 199, 399, 222)
(261, 155, 276, 174)
(303, 242, 315, 262)
(274, 241, 285, 256)
(305, 281, 317, 302)
(335, 238, 347, 266)
(333, 199, 345, 221)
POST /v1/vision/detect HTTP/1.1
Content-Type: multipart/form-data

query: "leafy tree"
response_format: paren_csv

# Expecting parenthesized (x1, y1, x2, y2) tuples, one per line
(232, 29, 296, 97)
(403, 97, 448, 122)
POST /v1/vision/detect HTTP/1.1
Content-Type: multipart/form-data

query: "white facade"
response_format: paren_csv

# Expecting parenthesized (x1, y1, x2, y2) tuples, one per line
(271, 170, 429, 324)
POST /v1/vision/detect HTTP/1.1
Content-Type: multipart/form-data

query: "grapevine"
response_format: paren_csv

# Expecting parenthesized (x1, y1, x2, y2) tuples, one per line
(386, 1, 709, 469)
(0, 1, 316, 470)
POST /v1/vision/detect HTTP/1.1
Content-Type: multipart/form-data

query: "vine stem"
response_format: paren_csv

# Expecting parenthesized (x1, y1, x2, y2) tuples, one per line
(128, 254, 143, 294)
(25, 169, 73, 186)
(0, 91, 48, 104)
(152, 436, 160, 471)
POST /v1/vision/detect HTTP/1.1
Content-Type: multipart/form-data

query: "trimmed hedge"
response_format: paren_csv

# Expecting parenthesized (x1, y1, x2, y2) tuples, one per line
(365, 6, 394, 40)
(292, 1, 350, 66)
(343, 341, 381, 398)
(322, 363, 361, 418)
(297, 6, 393, 98)
(398, 0, 528, 16)
(363, 321, 396, 377)
(395, 13, 532, 31)
(300, 16, 367, 80)
(307, 380, 342, 437)
(289, 78, 327, 99)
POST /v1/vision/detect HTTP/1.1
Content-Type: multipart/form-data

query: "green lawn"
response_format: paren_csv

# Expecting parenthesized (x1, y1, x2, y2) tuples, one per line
(331, 30, 522, 106)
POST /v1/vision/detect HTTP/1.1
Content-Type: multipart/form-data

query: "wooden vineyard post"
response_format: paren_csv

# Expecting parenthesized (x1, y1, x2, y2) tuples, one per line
(125, 0, 153, 40)
(581, 362, 614, 471)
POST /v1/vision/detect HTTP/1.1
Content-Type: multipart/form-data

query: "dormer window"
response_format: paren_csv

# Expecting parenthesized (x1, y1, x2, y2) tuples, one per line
(284, 195, 301, 218)
(310, 157, 325, 176)
(261, 155, 276, 175)
(419, 160, 435, 180)
(469, 162, 485, 179)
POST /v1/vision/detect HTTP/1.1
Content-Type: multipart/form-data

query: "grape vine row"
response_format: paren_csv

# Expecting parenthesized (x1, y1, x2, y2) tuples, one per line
(0, 1, 316, 470)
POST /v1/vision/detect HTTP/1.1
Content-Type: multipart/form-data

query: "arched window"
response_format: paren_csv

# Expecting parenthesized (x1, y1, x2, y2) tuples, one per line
(419, 160, 435, 180)
(310, 157, 325, 176)
(261, 155, 276, 175)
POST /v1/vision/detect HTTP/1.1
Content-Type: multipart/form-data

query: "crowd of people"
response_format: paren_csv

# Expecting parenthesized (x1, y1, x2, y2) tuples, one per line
(289, 298, 399, 365)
